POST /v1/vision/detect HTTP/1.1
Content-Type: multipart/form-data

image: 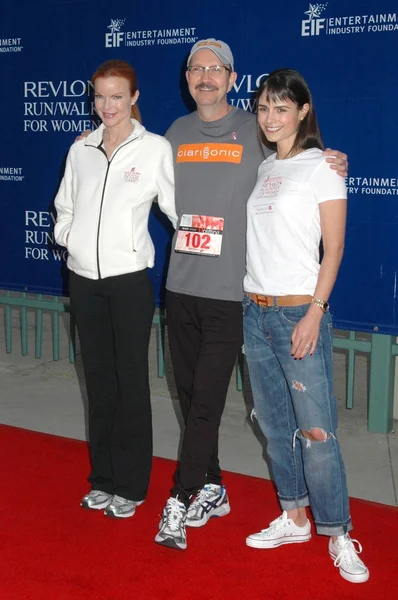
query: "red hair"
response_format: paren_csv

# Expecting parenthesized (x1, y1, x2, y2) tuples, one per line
(91, 60, 141, 123)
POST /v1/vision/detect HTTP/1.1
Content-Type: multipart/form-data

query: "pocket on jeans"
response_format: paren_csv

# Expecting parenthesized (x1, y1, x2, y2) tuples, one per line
(242, 295, 250, 316)
(326, 315, 334, 347)
(279, 305, 310, 326)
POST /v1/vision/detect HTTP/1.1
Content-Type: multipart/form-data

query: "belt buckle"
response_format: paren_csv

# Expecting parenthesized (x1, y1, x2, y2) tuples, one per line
(257, 294, 270, 307)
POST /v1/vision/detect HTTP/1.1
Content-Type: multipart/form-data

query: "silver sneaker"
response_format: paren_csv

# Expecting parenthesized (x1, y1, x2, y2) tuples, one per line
(104, 495, 144, 519)
(80, 490, 113, 510)
(155, 497, 187, 550)
(329, 534, 370, 583)
(187, 484, 231, 528)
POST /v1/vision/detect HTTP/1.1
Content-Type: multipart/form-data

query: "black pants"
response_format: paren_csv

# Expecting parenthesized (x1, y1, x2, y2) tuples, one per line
(69, 269, 155, 501)
(166, 291, 243, 507)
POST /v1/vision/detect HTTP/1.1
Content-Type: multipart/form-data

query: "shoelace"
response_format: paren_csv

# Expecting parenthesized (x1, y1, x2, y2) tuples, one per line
(190, 486, 215, 509)
(165, 499, 185, 531)
(261, 513, 287, 534)
(89, 491, 109, 499)
(333, 538, 363, 568)
(112, 495, 134, 506)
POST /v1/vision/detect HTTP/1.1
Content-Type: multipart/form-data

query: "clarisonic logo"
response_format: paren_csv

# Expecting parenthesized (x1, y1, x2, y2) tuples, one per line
(177, 144, 243, 164)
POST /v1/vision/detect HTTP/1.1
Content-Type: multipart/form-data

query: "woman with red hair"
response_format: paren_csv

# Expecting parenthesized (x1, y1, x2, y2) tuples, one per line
(54, 60, 177, 519)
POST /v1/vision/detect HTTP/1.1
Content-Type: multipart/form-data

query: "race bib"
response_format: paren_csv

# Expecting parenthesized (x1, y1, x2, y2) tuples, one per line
(175, 214, 224, 257)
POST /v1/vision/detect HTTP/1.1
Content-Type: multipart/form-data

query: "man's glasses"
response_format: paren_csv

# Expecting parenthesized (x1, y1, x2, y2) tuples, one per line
(187, 65, 231, 76)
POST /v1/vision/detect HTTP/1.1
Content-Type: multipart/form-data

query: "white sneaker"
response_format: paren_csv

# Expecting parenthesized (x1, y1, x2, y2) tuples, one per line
(186, 484, 231, 528)
(246, 511, 311, 549)
(155, 497, 187, 550)
(329, 534, 370, 583)
(104, 495, 144, 519)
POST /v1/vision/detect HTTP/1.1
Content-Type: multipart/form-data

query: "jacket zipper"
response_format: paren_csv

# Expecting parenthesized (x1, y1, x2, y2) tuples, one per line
(94, 136, 140, 279)
(96, 149, 109, 279)
(132, 206, 137, 252)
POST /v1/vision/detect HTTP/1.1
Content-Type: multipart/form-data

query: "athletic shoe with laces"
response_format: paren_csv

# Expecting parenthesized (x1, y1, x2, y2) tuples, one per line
(186, 484, 231, 528)
(80, 490, 113, 510)
(329, 534, 369, 583)
(104, 495, 144, 519)
(246, 510, 311, 549)
(155, 497, 187, 550)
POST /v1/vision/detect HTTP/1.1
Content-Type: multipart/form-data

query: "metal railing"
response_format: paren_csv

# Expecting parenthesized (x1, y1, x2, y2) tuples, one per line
(0, 289, 165, 377)
(1, 290, 396, 433)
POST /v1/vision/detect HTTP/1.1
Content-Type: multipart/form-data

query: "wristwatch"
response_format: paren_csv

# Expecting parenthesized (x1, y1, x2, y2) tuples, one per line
(312, 298, 330, 313)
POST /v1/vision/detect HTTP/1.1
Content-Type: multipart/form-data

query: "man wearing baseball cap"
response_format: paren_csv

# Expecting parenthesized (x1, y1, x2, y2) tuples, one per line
(155, 38, 348, 550)
(188, 38, 235, 69)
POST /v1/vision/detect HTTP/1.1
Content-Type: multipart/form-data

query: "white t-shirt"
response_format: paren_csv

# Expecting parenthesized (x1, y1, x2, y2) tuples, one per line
(244, 148, 347, 296)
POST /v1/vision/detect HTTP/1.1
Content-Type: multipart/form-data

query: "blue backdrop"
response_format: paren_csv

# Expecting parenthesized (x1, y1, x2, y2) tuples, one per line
(1, 0, 398, 333)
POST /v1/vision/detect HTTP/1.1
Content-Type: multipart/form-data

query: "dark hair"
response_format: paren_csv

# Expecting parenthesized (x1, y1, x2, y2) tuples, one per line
(91, 59, 141, 123)
(256, 68, 323, 157)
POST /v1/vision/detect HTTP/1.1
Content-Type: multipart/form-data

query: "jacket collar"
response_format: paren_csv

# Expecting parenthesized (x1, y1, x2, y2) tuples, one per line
(84, 119, 146, 147)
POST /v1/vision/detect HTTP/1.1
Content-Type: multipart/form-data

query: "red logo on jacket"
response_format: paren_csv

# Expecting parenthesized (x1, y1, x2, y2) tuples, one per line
(124, 167, 141, 183)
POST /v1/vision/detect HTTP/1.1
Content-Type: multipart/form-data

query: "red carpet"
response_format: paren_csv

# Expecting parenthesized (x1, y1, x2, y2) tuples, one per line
(1, 424, 397, 599)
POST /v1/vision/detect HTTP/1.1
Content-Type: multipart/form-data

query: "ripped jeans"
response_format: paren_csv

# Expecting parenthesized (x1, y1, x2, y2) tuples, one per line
(242, 296, 352, 536)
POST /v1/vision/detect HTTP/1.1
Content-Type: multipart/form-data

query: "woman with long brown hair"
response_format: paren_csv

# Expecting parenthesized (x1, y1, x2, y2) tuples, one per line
(243, 68, 369, 583)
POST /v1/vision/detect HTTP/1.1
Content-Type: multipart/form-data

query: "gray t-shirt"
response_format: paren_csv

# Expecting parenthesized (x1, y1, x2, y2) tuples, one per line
(166, 107, 269, 302)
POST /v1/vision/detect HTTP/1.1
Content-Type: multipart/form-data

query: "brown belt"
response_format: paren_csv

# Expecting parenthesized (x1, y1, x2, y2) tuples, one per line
(245, 292, 313, 307)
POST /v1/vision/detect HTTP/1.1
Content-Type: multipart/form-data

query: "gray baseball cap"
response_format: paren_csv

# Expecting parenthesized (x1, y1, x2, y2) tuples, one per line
(187, 38, 234, 70)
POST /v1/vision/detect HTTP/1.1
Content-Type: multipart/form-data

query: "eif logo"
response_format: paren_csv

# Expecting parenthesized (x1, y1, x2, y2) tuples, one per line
(105, 18, 126, 47)
(301, 3, 328, 36)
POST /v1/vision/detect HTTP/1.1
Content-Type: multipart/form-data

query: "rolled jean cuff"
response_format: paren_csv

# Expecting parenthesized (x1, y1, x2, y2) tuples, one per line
(315, 518, 353, 537)
(279, 493, 310, 511)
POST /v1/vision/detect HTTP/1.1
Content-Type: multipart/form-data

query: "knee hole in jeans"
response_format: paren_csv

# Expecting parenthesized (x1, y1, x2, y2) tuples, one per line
(293, 427, 336, 449)
(302, 428, 330, 442)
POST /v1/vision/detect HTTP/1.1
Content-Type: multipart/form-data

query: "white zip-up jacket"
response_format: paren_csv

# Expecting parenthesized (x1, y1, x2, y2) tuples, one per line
(54, 119, 177, 280)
